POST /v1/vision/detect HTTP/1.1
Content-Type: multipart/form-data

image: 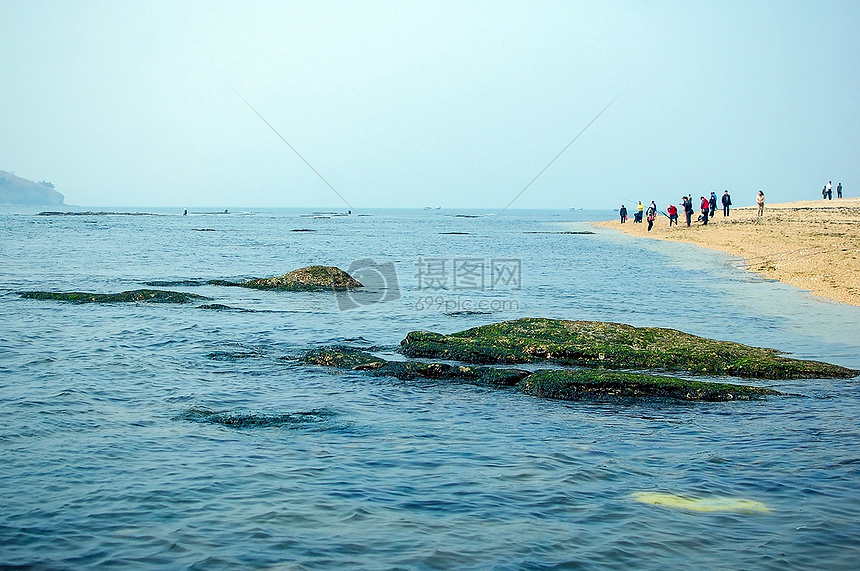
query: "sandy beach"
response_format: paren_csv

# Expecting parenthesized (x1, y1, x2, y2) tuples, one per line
(595, 198, 860, 306)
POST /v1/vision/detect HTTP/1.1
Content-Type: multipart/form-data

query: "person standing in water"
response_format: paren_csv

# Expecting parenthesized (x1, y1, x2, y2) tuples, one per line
(757, 190, 765, 217)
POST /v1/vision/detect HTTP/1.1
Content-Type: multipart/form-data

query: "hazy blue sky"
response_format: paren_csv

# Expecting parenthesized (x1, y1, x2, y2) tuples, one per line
(1, 1, 857, 209)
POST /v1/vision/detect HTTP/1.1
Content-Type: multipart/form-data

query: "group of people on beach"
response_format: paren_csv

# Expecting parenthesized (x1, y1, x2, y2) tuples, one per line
(821, 181, 843, 200)
(619, 189, 768, 230)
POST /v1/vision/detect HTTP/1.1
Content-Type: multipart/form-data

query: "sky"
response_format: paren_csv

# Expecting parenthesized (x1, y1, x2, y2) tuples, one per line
(1, 0, 858, 210)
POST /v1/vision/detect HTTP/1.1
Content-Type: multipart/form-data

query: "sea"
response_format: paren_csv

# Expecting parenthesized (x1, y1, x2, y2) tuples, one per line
(1, 207, 859, 570)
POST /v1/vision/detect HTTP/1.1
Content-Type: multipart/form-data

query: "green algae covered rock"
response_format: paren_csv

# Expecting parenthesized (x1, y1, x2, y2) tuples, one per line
(302, 346, 387, 370)
(400, 318, 856, 379)
(19, 289, 209, 303)
(241, 265, 362, 291)
(301, 346, 782, 401)
(516, 369, 779, 401)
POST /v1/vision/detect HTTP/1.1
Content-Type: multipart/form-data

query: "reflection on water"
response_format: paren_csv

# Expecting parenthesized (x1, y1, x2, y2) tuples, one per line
(1, 208, 859, 569)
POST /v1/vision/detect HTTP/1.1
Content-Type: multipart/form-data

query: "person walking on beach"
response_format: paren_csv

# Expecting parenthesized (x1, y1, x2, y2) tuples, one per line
(683, 196, 693, 226)
(708, 192, 717, 218)
(757, 190, 765, 217)
(837, 182, 843, 199)
(667, 203, 678, 226)
(721, 190, 732, 216)
(700, 196, 709, 225)
(827, 181, 833, 200)
(619, 205, 628, 223)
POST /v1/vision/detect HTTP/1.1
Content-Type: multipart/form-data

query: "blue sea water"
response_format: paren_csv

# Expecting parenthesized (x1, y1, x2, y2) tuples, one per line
(1, 207, 859, 569)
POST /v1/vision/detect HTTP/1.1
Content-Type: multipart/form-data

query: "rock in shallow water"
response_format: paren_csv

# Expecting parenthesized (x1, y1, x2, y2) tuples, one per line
(518, 369, 778, 401)
(301, 346, 782, 402)
(631, 492, 770, 513)
(210, 265, 363, 291)
(19, 289, 209, 303)
(399, 317, 856, 379)
(300, 346, 530, 385)
(176, 407, 336, 428)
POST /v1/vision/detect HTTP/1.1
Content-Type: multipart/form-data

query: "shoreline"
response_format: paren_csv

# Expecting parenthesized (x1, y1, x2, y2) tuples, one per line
(593, 198, 860, 307)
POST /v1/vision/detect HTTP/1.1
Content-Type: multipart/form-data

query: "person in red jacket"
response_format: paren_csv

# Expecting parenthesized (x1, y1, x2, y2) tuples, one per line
(667, 203, 678, 226)
(700, 196, 709, 225)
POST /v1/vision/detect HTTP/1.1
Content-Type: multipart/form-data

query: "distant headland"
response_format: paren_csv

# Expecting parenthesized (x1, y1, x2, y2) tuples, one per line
(0, 170, 65, 205)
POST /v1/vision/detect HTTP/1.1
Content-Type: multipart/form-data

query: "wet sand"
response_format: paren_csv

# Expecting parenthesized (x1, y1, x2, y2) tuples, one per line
(594, 198, 860, 306)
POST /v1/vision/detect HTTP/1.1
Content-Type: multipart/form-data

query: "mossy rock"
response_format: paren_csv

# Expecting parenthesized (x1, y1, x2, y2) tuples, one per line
(241, 265, 362, 291)
(19, 289, 209, 303)
(301, 346, 387, 370)
(516, 369, 780, 401)
(399, 318, 856, 379)
(300, 346, 781, 401)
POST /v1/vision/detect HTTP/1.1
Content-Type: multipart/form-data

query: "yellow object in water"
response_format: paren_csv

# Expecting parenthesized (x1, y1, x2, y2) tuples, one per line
(632, 492, 770, 513)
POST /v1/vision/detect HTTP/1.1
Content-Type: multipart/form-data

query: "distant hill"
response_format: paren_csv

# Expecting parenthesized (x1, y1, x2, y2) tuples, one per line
(0, 170, 65, 205)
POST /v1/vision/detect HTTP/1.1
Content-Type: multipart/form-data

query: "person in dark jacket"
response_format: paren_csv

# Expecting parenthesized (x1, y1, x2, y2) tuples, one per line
(708, 192, 717, 217)
(721, 190, 732, 216)
(683, 196, 693, 226)
(619, 205, 628, 223)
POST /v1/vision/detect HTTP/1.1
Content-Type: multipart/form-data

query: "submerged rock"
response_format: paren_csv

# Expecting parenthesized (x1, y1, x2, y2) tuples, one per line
(400, 318, 856, 379)
(207, 350, 265, 361)
(211, 265, 363, 291)
(19, 289, 209, 303)
(631, 492, 769, 513)
(176, 407, 335, 428)
(145, 279, 209, 287)
(301, 346, 530, 386)
(300, 346, 780, 401)
(197, 303, 254, 312)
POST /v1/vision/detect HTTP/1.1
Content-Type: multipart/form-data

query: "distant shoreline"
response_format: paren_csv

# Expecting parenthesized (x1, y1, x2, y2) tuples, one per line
(593, 198, 860, 307)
